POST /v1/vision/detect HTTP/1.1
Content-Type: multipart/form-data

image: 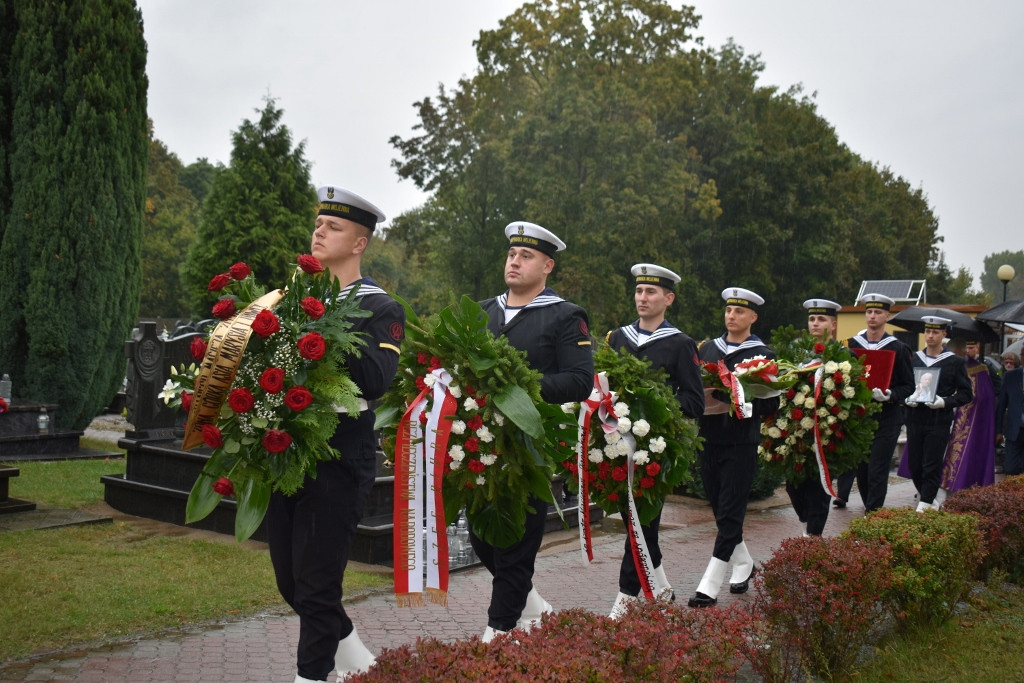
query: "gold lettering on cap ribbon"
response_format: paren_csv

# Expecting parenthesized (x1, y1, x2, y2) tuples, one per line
(182, 289, 286, 450)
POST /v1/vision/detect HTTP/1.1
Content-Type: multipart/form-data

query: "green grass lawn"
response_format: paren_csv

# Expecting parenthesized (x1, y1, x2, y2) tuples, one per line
(0, 457, 390, 664)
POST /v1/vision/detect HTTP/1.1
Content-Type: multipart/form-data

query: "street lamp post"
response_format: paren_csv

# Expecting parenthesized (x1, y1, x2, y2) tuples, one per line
(997, 264, 1016, 352)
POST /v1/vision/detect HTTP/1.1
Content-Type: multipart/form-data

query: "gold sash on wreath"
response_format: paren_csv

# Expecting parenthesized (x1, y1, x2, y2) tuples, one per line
(182, 290, 284, 450)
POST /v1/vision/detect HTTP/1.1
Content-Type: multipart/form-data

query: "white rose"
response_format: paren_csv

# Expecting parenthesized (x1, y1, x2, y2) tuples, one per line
(823, 378, 835, 391)
(839, 410, 849, 420)
(804, 398, 816, 410)
(463, 397, 478, 412)
(842, 386, 856, 399)
(617, 417, 632, 434)
(839, 361, 852, 374)
(768, 427, 782, 439)
(800, 417, 814, 430)
(649, 436, 666, 454)
(824, 361, 839, 374)
(793, 392, 806, 404)
(450, 420, 466, 435)
(631, 419, 651, 438)
(817, 407, 829, 418)
(480, 453, 497, 466)
(778, 444, 789, 456)
(825, 395, 837, 407)
(827, 416, 837, 425)
(477, 426, 494, 443)
(614, 402, 630, 417)
(633, 450, 650, 465)
(588, 448, 604, 463)
(605, 430, 622, 444)
(776, 417, 789, 430)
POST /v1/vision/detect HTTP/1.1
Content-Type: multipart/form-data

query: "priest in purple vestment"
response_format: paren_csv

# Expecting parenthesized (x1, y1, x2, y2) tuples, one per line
(939, 341, 996, 496)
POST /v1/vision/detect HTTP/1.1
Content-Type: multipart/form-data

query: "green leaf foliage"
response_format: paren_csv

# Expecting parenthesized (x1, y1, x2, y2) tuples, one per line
(0, 0, 148, 428)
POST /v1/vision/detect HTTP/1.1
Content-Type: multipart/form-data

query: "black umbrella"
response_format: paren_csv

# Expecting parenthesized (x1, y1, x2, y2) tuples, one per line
(888, 306, 998, 343)
(975, 299, 1024, 325)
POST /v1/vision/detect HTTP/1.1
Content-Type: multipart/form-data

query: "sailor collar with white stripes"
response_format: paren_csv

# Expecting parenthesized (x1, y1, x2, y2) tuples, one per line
(495, 286, 565, 312)
(619, 320, 681, 348)
(713, 334, 765, 356)
(915, 349, 956, 367)
(338, 277, 387, 298)
(852, 331, 900, 349)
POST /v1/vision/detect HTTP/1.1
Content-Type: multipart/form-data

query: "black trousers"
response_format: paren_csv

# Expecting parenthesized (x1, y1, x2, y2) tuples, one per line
(469, 495, 549, 631)
(699, 442, 756, 562)
(267, 412, 377, 681)
(906, 409, 955, 505)
(837, 406, 902, 512)
(785, 478, 831, 535)
(618, 505, 664, 596)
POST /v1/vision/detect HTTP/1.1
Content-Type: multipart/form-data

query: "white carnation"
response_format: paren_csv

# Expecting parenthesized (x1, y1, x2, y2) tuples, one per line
(633, 450, 650, 465)
(614, 402, 630, 417)
(423, 374, 436, 388)
(588, 448, 604, 463)
(450, 420, 466, 435)
(605, 430, 622, 444)
(480, 453, 497, 466)
(561, 402, 577, 414)
(492, 411, 505, 426)
(604, 444, 619, 459)
(476, 426, 494, 443)
(476, 475, 486, 485)
(463, 397, 478, 412)
(648, 436, 666, 454)
(448, 384, 462, 399)
(631, 419, 651, 438)
(449, 461, 462, 471)
(617, 417, 633, 434)
(449, 445, 465, 462)
(616, 440, 632, 456)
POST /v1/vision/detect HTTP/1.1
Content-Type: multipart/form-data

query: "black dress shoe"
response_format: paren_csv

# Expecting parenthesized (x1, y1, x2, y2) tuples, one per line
(687, 592, 717, 608)
(730, 566, 757, 594)
(833, 499, 847, 508)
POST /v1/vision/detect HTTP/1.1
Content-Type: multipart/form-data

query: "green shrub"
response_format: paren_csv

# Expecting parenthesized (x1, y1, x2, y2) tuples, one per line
(844, 507, 983, 629)
(943, 475, 1024, 582)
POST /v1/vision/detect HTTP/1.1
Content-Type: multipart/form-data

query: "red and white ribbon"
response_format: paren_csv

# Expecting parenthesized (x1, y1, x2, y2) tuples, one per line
(808, 363, 839, 499)
(576, 373, 618, 563)
(621, 432, 668, 600)
(393, 368, 457, 606)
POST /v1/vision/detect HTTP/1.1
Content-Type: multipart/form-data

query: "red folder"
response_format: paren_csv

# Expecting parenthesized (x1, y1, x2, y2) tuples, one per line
(851, 348, 895, 391)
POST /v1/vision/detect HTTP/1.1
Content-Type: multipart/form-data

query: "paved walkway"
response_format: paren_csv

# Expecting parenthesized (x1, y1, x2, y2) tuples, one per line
(0, 477, 921, 682)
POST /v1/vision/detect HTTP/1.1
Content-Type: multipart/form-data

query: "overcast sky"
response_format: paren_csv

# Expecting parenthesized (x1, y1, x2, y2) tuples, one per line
(137, 0, 1024, 291)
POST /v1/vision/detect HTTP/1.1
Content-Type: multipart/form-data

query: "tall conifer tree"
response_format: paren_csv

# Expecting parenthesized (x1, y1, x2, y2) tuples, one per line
(0, 0, 147, 428)
(182, 97, 315, 315)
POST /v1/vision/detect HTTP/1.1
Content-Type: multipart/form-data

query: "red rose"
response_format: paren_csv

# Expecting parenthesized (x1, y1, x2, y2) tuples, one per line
(228, 388, 255, 413)
(285, 385, 314, 411)
(464, 437, 480, 453)
(831, 404, 841, 415)
(640, 476, 655, 489)
(297, 332, 326, 361)
(251, 309, 280, 338)
(202, 424, 224, 449)
(416, 352, 430, 366)
(612, 466, 627, 482)
(207, 273, 231, 291)
(212, 477, 234, 496)
(855, 405, 867, 416)
(645, 462, 661, 477)
(228, 262, 251, 280)
(190, 336, 208, 361)
(795, 463, 804, 471)
(263, 429, 292, 453)
(296, 254, 324, 274)
(814, 343, 826, 354)
(785, 388, 796, 400)
(211, 298, 237, 319)
(833, 371, 844, 383)
(468, 459, 485, 473)
(181, 391, 193, 413)
(300, 296, 325, 319)
(826, 441, 837, 452)
(259, 367, 285, 394)
(791, 408, 804, 421)
(835, 429, 846, 440)
(466, 415, 484, 431)
(780, 430, 788, 438)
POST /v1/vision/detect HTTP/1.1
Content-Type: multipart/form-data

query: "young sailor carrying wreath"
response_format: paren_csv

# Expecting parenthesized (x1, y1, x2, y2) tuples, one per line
(374, 295, 576, 607)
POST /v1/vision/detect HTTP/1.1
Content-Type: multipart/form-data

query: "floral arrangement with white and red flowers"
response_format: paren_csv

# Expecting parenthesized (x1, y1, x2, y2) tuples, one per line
(757, 327, 880, 488)
(700, 355, 805, 418)
(161, 255, 368, 541)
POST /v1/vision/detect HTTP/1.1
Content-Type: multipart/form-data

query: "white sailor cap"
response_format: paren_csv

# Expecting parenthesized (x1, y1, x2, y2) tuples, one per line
(504, 221, 566, 257)
(922, 315, 951, 330)
(860, 293, 895, 311)
(803, 298, 840, 317)
(631, 263, 681, 290)
(721, 286, 764, 309)
(316, 186, 386, 231)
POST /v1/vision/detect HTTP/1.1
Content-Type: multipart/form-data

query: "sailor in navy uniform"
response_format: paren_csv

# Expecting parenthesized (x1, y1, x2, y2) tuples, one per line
(904, 316, 972, 511)
(783, 299, 843, 536)
(267, 186, 405, 683)
(688, 287, 779, 608)
(835, 293, 914, 512)
(605, 264, 704, 618)
(473, 221, 594, 641)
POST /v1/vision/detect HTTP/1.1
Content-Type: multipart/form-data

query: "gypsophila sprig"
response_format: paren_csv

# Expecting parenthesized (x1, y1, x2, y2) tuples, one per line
(557, 344, 703, 524)
(375, 295, 575, 548)
(758, 326, 879, 486)
(162, 255, 370, 541)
